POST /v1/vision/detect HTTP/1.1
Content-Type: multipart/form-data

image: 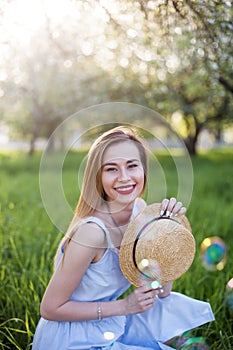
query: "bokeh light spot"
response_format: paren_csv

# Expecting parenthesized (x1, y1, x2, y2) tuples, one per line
(8, 202, 15, 209)
(139, 259, 149, 268)
(150, 280, 160, 289)
(103, 331, 115, 340)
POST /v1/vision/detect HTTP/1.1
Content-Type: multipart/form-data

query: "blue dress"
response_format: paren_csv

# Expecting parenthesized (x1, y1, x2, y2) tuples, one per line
(32, 216, 215, 350)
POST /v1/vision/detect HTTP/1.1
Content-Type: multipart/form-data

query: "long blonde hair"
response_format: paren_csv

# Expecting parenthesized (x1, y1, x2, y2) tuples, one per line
(54, 126, 148, 265)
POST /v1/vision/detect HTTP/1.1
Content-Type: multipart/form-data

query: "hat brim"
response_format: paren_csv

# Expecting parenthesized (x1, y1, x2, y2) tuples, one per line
(119, 203, 195, 287)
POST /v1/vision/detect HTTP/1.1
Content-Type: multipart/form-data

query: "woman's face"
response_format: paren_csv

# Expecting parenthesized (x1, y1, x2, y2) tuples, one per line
(101, 141, 145, 206)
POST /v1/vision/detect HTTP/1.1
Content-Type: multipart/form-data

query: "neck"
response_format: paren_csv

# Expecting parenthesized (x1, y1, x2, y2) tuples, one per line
(105, 201, 133, 232)
(106, 199, 134, 212)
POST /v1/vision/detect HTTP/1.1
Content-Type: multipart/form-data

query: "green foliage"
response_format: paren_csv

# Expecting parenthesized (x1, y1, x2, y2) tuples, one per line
(1, 0, 232, 156)
(0, 150, 233, 349)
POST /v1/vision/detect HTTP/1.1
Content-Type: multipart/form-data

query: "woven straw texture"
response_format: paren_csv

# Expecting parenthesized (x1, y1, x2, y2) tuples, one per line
(119, 203, 195, 287)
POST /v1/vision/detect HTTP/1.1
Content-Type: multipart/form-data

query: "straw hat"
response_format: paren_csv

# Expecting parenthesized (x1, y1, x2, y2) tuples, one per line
(119, 203, 195, 287)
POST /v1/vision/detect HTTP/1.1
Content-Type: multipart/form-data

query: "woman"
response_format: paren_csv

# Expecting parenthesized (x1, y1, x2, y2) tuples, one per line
(32, 126, 214, 350)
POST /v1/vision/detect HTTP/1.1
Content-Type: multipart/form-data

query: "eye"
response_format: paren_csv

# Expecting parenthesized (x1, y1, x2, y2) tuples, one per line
(128, 163, 138, 169)
(105, 167, 118, 172)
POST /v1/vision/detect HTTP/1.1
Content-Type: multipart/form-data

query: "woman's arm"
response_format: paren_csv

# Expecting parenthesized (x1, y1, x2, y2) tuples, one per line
(158, 281, 173, 298)
(40, 222, 108, 321)
(40, 222, 158, 322)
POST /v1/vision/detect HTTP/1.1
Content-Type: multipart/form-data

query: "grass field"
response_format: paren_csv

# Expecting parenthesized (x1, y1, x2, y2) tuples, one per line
(0, 149, 233, 349)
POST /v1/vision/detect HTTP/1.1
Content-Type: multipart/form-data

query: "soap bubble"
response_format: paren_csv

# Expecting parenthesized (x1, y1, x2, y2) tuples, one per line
(225, 278, 233, 311)
(181, 336, 209, 349)
(39, 103, 193, 236)
(225, 293, 233, 311)
(200, 236, 226, 271)
(138, 259, 162, 289)
(168, 335, 209, 349)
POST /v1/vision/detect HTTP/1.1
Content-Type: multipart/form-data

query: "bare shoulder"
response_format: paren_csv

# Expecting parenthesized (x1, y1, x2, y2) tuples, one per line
(71, 220, 107, 249)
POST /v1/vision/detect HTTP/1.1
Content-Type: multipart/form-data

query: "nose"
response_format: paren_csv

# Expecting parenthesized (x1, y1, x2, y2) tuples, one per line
(118, 167, 130, 182)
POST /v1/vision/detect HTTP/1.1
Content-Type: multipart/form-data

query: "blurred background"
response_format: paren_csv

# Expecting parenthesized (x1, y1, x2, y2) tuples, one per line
(0, 0, 232, 155)
(0, 1, 233, 349)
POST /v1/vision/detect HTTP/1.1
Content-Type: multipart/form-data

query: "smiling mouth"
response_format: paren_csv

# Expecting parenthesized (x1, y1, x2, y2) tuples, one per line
(115, 185, 135, 193)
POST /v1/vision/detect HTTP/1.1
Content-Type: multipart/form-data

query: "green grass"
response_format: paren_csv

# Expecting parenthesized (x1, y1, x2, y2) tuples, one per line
(0, 149, 233, 349)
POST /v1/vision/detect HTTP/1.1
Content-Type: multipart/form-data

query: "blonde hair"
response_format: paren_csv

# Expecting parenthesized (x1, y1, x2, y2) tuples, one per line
(54, 125, 148, 265)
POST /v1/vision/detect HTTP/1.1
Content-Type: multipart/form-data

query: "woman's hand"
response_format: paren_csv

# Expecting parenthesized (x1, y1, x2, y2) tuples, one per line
(123, 284, 159, 314)
(160, 197, 186, 217)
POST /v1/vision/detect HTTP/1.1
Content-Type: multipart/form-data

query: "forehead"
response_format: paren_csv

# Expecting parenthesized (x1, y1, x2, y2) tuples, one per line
(102, 140, 141, 163)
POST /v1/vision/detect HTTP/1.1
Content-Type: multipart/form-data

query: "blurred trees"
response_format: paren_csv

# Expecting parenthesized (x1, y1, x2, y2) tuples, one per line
(96, 0, 233, 154)
(0, 0, 232, 155)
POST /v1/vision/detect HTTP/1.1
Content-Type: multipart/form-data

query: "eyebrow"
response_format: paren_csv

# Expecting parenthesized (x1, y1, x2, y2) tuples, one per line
(102, 159, 140, 167)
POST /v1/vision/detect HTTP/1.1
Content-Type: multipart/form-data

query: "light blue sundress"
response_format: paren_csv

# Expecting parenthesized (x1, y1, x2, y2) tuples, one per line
(32, 216, 215, 350)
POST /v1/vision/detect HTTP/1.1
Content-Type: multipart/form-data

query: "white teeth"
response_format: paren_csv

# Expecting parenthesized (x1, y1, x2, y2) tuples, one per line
(116, 185, 134, 191)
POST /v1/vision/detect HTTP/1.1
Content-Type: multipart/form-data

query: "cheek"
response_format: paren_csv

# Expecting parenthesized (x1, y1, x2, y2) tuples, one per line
(135, 170, 145, 191)
(101, 173, 107, 189)
(127, 169, 144, 190)
(101, 173, 114, 189)
(134, 168, 145, 181)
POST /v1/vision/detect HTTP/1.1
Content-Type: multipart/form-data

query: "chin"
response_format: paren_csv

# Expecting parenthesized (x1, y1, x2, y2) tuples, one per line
(116, 195, 138, 206)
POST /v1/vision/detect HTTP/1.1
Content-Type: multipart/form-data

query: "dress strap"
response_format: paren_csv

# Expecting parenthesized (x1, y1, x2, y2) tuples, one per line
(81, 216, 113, 248)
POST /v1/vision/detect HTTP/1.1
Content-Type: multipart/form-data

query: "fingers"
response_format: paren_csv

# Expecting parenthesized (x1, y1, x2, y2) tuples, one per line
(134, 285, 159, 307)
(160, 197, 186, 217)
(142, 293, 157, 307)
(139, 292, 158, 309)
(125, 282, 167, 314)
